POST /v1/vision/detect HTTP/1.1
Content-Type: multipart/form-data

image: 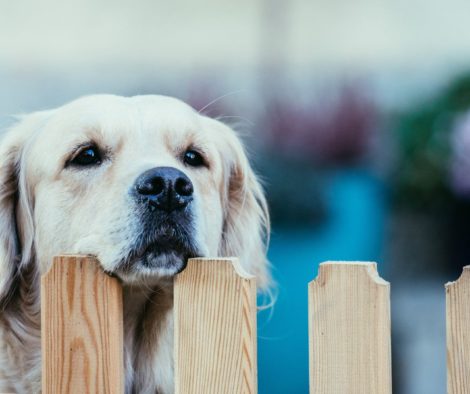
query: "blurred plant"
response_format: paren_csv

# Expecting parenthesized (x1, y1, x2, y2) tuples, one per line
(251, 83, 379, 227)
(386, 73, 470, 278)
(263, 83, 377, 165)
(393, 73, 470, 209)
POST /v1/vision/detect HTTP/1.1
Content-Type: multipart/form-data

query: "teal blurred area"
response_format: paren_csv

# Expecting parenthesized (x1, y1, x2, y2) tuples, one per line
(258, 168, 387, 393)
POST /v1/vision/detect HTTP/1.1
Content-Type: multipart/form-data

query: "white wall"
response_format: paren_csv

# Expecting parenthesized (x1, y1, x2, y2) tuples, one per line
(1, 0, 470, 114)
(2, 0, 470, 71)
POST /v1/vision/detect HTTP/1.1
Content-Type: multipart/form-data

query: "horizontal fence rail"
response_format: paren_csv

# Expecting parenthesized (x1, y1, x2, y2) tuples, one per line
(39, 255, 470, 393)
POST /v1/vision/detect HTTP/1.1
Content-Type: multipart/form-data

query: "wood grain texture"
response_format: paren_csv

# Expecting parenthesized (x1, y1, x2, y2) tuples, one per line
(174, 258, 257, 394)
(41, 255, 124, 394)
(309, 262, 391, 394)
(446, 265, 470, 394)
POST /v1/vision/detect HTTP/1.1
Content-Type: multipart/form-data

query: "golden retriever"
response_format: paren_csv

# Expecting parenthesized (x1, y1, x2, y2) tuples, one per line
(0, 94, 270, 393)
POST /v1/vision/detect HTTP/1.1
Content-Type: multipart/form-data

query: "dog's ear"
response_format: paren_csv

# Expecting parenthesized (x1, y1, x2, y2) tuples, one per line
(217, 124, 271, 289)
(0, 112, 50, 305)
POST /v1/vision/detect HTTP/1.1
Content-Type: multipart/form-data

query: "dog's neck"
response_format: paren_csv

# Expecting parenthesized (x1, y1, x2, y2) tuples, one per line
(123, 280, 175, 393)
(0, 262, 41, 392)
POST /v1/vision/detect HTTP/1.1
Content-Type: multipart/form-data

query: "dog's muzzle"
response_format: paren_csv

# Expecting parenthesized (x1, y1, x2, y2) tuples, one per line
(116, 166, 199, 279)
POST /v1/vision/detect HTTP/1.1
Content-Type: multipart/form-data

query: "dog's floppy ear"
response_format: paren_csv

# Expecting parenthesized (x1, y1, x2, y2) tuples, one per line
(0, 112, 50, 305)
(218, 124, 271, 289)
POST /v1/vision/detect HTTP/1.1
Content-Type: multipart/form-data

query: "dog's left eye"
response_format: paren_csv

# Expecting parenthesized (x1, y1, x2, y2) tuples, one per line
(183, 150, 205, 167)
(69, 146, 102, 167)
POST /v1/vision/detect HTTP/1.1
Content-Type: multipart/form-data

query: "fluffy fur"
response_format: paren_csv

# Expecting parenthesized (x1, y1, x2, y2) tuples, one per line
(0, 95, 270, 393)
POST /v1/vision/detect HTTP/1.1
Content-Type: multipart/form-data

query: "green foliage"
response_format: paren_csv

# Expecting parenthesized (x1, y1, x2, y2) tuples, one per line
(393, 73, 470, 209)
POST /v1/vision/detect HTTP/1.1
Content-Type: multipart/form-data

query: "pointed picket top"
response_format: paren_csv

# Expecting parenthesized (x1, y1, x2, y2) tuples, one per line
(178, 256, 255, 280)
(446, 265, 470, 289)
(310, 261, 389, 287)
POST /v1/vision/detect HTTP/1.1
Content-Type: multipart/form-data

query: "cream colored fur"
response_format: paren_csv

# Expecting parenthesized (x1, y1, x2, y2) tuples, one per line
(0, 95, 270, 393)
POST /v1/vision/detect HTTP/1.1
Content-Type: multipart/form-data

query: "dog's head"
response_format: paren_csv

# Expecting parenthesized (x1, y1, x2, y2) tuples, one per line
(0, 94, 270, 298)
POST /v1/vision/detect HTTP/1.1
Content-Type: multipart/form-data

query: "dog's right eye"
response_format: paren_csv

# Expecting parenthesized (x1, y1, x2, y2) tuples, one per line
(68, 145, 102, 167)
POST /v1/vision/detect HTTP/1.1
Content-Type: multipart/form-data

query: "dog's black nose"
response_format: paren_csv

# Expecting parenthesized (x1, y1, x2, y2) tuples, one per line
(134, 167, 193, 212)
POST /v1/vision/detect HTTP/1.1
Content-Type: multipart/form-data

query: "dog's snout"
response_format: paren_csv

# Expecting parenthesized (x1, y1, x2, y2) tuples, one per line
(135, 167, 193, 212)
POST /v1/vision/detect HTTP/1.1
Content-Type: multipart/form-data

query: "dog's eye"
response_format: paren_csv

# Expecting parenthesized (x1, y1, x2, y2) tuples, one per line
(70, 146, 102, 167)
(183, 150, 204, 167)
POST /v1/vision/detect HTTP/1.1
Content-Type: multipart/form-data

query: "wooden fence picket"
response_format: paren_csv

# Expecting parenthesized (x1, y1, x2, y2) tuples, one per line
(446, 265, 470, 394)
(174, 258, 257, 394)
(41, 255, 124, 394)
(308, 262, 392, 394)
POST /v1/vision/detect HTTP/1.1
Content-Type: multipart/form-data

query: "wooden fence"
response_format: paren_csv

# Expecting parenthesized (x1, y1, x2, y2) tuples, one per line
(40, 255, 470, 393)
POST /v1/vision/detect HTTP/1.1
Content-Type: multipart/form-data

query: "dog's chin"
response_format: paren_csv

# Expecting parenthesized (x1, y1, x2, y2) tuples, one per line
(113, 242, 199, 285)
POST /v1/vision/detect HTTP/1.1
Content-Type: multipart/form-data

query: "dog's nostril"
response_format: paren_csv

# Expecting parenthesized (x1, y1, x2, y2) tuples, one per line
(137, 177, 165, 196)
(175, 178, 193, 197)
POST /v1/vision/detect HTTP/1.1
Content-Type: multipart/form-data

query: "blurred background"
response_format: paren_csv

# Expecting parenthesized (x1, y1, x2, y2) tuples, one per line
(3, 0, 470, 392)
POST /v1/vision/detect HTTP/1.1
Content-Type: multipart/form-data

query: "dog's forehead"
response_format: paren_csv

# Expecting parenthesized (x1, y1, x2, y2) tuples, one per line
(54, 94, 201, 134)
(25, 94, 226, 179)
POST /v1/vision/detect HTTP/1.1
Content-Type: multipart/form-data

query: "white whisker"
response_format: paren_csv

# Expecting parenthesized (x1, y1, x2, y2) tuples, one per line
(215, 115, 254, 126)
(197, 90, 245, 114)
